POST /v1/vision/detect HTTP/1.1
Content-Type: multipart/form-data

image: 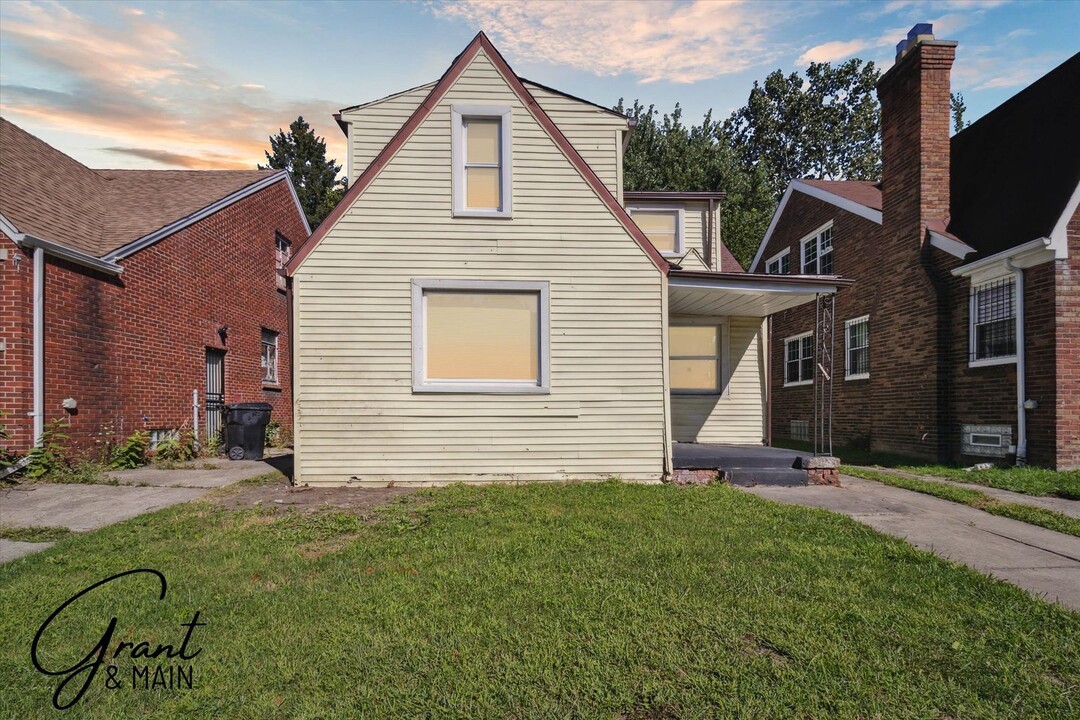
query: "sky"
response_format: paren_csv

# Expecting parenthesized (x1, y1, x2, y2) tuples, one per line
(1, 0, 1077, 172)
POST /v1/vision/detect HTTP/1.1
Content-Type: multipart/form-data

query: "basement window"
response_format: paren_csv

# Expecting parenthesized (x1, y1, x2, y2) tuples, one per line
(452, 105, 513, 218)
(969, 277, 1016, 365)
(790, 420, 810, 442)
(412, 279, 549, 393)
(784, 332, 814, 387)
(800, 223, 833, 274)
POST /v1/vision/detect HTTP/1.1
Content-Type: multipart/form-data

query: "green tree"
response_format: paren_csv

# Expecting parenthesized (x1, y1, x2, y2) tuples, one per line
(616, 99, 776, 268)
(951, 91, 970, 133)
(260, 116, 347, 229)
(723, 59, 882, 198)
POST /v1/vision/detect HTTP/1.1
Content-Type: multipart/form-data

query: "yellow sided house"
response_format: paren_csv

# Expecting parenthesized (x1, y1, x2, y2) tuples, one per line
(286, 33, 849, 486)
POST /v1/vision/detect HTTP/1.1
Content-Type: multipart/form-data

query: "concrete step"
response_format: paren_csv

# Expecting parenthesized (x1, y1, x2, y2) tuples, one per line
(727, 468, 809, 487)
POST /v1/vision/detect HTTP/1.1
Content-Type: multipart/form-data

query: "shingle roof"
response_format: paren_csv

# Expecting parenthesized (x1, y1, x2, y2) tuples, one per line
(948, 52, 1080, 258)
(719, 242, 744, 272)
(0, 118, 276, 257)
(799, 179, 882, 211)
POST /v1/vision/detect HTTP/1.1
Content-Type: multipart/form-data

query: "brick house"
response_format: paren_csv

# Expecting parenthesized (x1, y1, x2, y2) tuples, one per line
(748, 28, 1079, 469)
(0, 118, 310, 453)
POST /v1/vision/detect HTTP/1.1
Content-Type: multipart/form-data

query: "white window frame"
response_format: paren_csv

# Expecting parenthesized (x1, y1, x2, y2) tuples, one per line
(765, 248, 790, 275)
(261, 329, 279, 384)
(451, 105, 513, 218)
(627, 206, 685, 256)
(844, 315, 870, 380)
(274, 233, 291, 291)
(669, 318, 730, 397)
(783, 331, 814, 387)
(968, 276, 1017, 368)
(411, 279, 550, 394)
(799, 221, 834, 275)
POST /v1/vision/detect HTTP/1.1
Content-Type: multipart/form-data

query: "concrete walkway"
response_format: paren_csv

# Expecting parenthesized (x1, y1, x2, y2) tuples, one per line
(848, 465, 1080, 518)
(739, 475, 1080, 611)
(0, 454, 290, 563)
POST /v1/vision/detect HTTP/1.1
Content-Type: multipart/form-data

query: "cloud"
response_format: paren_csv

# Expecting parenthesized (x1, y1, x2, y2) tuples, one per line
(431, 0, 783, 84)
(0, 1, 344, 170)
(797, 40, 873, 65)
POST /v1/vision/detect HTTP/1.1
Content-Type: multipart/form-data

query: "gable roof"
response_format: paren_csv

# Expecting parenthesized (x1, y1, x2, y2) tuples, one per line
(948, 51, 1080, 259)
(0, 118, 308, 260)
(287, 32, 667, 275)
(748, 178, 883, 271)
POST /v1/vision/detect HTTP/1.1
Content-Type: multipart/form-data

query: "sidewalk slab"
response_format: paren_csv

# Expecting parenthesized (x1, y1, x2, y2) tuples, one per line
(738, 475, 1080, 611)
(849, 465, 1080, 519)
(0, 539, 54, 563)
(1, 485, 206, 532)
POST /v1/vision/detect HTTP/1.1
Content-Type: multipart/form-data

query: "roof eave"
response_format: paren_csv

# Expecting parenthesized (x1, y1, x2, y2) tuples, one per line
(13, 233, 123, 275)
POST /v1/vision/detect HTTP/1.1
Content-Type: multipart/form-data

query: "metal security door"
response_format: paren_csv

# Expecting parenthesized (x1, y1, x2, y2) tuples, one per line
(205, 349, 225, 442)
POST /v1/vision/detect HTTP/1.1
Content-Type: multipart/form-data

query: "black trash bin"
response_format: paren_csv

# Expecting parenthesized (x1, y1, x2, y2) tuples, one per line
(223, 402, 272, 461)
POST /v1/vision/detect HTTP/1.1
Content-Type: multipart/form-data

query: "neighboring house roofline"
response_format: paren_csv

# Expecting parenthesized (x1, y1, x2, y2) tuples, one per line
(288, 31, 668, 275)
(103, 171, 310, 262)
(519, 78, 629, 120)
(749, 179, 883, 272)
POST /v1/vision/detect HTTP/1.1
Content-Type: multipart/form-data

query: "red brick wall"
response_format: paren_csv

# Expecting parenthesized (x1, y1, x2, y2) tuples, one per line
(1, 180, 306, 455)
(0, 233, 33, 449)
(1055, 210, 1080, 469)
(760, 193, 880, 450)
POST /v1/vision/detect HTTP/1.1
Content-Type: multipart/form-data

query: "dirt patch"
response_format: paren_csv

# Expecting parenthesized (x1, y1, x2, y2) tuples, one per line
(210, 475, 418, 516)
(740, 635, 793, 666)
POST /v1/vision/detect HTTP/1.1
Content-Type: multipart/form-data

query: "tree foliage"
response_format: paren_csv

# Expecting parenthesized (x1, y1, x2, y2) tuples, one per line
(260, 116, 347, 229)
(620, 58, 884, 268)
(723, 59, 882, 198)
(950, 92, 970, 133)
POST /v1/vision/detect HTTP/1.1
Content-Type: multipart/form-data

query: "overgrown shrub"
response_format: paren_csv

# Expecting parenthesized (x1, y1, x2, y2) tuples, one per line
(26, 418, 71, 479)
(265, 420, 291, 448)
(109, 430, 149, 470)
(155, 426, 197, 463)
(202, 432, 223, 458)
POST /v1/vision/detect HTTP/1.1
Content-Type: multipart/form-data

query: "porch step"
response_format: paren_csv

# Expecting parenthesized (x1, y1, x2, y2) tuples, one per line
(726, 467, 809, 487)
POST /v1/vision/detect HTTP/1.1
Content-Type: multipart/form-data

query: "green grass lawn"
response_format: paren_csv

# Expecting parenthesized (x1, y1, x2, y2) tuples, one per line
(774, 439, 1080, 499)
(2, 482, 1077, 719)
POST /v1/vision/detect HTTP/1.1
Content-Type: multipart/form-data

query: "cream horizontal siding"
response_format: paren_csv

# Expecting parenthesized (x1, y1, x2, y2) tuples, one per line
(671, 316, 765, 444)
(340, 83, 434, 184)
(294, 50, 666, 486)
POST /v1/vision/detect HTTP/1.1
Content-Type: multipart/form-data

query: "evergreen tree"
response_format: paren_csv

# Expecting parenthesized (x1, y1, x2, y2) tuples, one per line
(260, 116, 346, 229)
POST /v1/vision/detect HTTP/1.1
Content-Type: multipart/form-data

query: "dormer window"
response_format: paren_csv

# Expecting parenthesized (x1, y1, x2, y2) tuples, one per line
(765, 248, 790, 275)
(628, 207, 684, 255)
(452, 105, 513, 218)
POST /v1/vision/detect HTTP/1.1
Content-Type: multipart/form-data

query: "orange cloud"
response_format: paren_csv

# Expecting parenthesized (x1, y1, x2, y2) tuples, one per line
(432, 0, 781, 84)
(0, 1, 345, 169)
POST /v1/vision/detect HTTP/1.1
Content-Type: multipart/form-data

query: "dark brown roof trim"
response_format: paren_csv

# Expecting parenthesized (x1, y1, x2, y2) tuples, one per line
(289, 32, 668, 275)
(671, 269, 855, 288)
(625, 191, 727, 201)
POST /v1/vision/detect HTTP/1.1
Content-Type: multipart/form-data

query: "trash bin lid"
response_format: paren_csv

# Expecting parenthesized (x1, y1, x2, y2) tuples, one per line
(225, 402, 273, 411)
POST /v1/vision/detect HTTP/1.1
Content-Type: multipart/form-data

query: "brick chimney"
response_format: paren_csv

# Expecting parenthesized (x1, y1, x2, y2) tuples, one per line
(876, 24, 958, 243)
(869, 25, 958, 462)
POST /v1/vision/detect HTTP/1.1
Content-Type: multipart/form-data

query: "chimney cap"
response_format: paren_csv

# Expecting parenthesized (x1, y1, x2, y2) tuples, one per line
(907, 23, 934, 41)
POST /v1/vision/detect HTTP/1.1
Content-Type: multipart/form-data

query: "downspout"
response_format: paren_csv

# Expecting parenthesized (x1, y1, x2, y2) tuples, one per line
(707, 198, 715, 270)
(32, 247, 44, 445)
(1005, 258, 1027, 466)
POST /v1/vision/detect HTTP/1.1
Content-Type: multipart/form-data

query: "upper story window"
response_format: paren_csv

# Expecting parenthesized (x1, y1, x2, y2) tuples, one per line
(412, 279, 549, 393)
(275, 233, 291, 291)
(784, 332, 814, 387)
(765, 248, 790, 275)
(628, 207, 684, 255)
(970, 277, 1016, 365)
(844, 316, 869, 380)
(261, 329, 279, 384)
(451, 105, 513, 218)
(800, 223, 833, 274)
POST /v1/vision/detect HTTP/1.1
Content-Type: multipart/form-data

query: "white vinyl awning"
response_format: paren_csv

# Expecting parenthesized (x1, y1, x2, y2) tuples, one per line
(668, 271, 853, 317)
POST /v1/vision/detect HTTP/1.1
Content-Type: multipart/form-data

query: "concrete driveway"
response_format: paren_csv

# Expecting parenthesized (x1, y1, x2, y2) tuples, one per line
(0, 454, 291, 563)
(740, 475, 1080, 611)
